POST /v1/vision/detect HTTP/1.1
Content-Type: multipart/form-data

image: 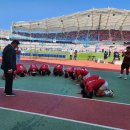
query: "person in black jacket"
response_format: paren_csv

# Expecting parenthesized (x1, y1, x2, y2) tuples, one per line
(1, 40, 20, 96)
(104, 51, 108, 64)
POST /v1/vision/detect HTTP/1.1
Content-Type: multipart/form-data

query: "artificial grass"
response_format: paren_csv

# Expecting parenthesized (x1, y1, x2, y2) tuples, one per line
(24, 50, 123, 62)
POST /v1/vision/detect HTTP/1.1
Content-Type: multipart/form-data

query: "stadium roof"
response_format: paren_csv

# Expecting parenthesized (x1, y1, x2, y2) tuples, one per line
(12, 8, 130, 33)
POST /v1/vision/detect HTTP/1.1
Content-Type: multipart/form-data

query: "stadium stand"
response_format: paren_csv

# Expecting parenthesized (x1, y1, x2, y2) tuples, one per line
(1, 8, 130, 59)
(12, 29, 130, 43)
(77, 30, 88, 40)
(122, 31, 130, 41)
(110, 30, 122, 41)
(99, 30, 110, 41)
(66, 31, 78, 40)
(56, 32, 68, 40)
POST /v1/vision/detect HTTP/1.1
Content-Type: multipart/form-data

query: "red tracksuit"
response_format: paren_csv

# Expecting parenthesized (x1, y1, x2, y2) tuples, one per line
(28, 64, 38, 72)
(16, 64, 27, 75)
(39, 64, 50, 72)
(54, 64, 63, 71)
(75, 68, 89, 77)
(65, 67, 74, 75)
(85, 79, 105, 92)
(83, 75, 100, 85)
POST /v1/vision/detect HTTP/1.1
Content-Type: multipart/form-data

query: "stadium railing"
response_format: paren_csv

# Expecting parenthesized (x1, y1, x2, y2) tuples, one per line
(21, 53, 66, 59)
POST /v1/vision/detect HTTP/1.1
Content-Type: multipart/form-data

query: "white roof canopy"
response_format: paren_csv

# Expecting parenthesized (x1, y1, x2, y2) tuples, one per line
(12, 8, 130, 33)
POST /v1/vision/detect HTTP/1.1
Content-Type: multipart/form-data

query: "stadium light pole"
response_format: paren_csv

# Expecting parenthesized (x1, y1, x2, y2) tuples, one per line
(10, 21, 14, 42)
(10, 22, 13, 34)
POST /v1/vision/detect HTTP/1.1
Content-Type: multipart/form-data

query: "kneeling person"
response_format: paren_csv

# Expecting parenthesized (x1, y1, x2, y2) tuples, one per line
(83, 79, 114, 98)
(64, 67, 75, 78)
(39, 64, 51, 76)
(74, 68, 90, 82)
(53, 64, 64, 76)
(28, 64, 39, 76)
(16, 64, 28, 77)
(81, 75, 100, 89)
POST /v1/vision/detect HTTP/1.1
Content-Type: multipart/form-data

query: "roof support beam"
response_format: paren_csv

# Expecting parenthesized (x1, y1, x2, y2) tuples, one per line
(92, 9, 94, 29)
(120, 13, 129, 30)
(114, 14, 127, 30)
(60, 18, 65, 33)
(75, 15, 80, 31)
(105, 9, 112, 29)
(29, 22, 32, 33)
(45, 20, 49, 33)
(98, 14, 102, 30)
(119, 13, 129, 41)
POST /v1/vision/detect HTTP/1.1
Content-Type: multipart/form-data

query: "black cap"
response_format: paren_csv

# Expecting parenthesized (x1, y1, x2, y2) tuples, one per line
(11, 40, 20, 45)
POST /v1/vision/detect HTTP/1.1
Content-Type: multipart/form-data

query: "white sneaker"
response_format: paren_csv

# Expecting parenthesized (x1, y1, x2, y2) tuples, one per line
(117, 75, 122, 78)
(109, 90, 114, 97)
(124, 75, 128, 80)
(124, 77, 127, 80)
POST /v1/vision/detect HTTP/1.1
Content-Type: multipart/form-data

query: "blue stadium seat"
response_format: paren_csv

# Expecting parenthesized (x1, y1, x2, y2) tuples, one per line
(32, 54, 36, 56)
(21, 52, 66, 59)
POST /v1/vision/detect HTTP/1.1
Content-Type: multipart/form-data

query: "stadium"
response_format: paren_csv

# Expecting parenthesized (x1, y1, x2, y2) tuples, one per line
(0, 7, 130, 130)
(1, 8, 130, 59)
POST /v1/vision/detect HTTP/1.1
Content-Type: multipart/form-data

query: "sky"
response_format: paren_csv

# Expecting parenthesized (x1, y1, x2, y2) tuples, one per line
(0, 0, 130, 30)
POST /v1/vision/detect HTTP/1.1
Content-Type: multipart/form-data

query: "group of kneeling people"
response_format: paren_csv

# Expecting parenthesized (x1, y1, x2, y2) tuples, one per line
(2, 63, 114, 98)
(64, 66, 114, 98)
(2, 64, 51, 79)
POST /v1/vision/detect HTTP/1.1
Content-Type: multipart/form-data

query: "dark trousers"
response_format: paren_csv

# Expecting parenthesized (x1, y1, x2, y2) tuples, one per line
(74, 55, 77, 60)
(4, 72, 14, 94)
(70, 55, 72, 60)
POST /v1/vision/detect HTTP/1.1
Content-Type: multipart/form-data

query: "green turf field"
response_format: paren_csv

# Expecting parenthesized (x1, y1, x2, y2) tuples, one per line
(25, 50, 123, 62)
(0, 49, 123, 62)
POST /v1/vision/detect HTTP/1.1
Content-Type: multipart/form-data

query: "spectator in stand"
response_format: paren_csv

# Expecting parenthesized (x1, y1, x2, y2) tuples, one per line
(74, 50, 77, 60)
(118, 46, 130, 80)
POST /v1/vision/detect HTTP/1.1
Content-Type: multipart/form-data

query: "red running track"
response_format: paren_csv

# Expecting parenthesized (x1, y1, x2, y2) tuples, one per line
(0, 88, 130, 129)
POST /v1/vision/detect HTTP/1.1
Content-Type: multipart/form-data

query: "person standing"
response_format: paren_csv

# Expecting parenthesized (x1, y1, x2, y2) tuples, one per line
(69, 49, 73, 60)
(74, 50, 77, 60)
(15, 46, 21, 64)
(118, 46, 130, 80)
(113, 51, 120, 60)
(108, 49, 111, 57)
(1, 40, 20, 96)
(104, 51, 108, 64)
